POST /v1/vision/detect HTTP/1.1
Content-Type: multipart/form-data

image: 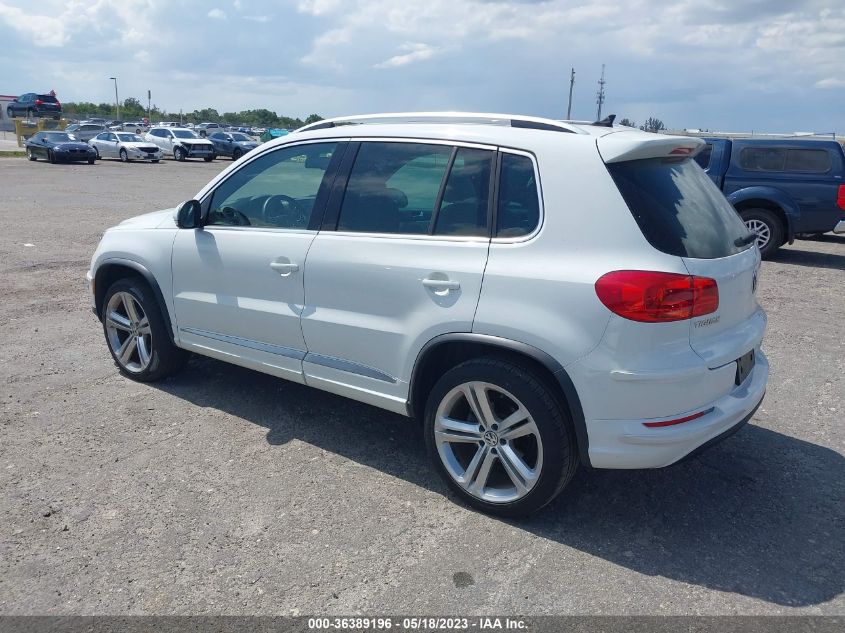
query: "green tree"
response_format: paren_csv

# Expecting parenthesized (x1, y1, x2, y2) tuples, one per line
(639, 117, 666, 133)
(619, 118, 636, 127)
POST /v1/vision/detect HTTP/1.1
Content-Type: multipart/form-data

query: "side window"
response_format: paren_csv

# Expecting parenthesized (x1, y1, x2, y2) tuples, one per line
(433, 147, 493, 236)
(785, 149, 831, 173)
(495, 153, 540, 238)
(739, 147, 786, 172)
(107, 133, 117, 142)
(338, 142, 451, 234)
(207, 142, 338, 229)
(694, 144, 713, 169)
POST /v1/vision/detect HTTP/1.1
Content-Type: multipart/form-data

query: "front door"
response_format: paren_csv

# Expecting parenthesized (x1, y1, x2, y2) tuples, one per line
(171, 141, 342, 382)
(301, 140, 494, 410)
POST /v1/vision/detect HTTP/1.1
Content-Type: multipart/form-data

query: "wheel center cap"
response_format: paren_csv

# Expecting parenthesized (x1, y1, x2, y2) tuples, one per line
(482, 430, 500, 447)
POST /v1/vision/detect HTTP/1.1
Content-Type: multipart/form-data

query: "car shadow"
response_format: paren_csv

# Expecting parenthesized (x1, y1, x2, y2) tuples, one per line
(772, 245, 845, 271)
(154, 355, 844, 608)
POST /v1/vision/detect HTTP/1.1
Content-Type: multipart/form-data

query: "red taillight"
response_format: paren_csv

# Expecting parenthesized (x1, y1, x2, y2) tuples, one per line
(35, 99, 43, 105)
(670, 147, 693, 155)
(837, 185, 845, 211)
(643, 407, 714, 428)
(595, 270, 719, 323)
(55, 99, 61, 108)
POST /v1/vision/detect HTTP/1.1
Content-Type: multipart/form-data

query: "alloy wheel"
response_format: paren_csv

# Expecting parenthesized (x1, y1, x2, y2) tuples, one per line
(105, 291, 153, 373)
(744, 219, 770, 250)
(433, 381, 543, 504)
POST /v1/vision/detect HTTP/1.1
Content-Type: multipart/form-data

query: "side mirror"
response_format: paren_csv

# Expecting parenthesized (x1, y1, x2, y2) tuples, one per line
(176, 200, 202, 229)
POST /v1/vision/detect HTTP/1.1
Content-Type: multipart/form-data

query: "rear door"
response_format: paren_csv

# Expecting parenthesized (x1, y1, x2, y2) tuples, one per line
(300, 140, 494, 410)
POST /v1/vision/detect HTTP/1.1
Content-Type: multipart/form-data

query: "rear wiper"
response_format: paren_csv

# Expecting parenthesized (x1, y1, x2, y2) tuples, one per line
(734, 233, 758, 247)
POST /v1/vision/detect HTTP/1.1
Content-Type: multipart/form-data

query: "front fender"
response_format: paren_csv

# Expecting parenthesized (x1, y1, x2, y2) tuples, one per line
(726, 186, 799, 243)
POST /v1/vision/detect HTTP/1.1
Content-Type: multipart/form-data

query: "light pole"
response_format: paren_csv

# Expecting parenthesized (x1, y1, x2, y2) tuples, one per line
(109, 77, 119, 121)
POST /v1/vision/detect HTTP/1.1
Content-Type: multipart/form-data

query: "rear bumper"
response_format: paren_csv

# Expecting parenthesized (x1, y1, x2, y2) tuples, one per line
(585, 349, 769, 469)
(834, 220, 845, 234)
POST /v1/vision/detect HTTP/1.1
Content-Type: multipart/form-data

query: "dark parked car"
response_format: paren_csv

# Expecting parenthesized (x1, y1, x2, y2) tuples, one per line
(6, 93, 62, 119)
(696, 137, 845, 257)
(25, 131, 97, 164)
(207, 131, 259, 160)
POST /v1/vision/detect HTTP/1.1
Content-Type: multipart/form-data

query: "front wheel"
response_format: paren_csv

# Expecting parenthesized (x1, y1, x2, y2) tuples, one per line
(101, 278, 188, 382)
(741, 208, 783, 259)
(232, 149, 243, 161)
(120, 148, 129, 162)
(48, 150, 56, 164)
(204, 154, 214, 162)
(424, 357, 578, 517)
(173, 146, 186, 161)
(27, 148, 37, 161)
(87, 157, 96, 164)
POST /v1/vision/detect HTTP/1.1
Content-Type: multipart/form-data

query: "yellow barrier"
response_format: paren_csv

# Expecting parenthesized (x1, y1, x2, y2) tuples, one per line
(13, 117, 68, 147)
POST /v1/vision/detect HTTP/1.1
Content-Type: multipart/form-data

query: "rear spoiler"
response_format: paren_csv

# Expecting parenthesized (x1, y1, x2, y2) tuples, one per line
(598, 132, 705, 164)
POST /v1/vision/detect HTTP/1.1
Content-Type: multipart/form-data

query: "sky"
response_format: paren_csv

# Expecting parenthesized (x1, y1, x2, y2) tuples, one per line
(0, 0, 843, 133)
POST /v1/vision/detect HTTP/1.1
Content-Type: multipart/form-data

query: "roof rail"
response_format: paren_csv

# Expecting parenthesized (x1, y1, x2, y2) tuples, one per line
(295, 112, 581, 134)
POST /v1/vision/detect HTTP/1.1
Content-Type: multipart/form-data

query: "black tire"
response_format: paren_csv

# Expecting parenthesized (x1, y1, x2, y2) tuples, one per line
(424, 357, 578, 517)
(173, 146, 185, 161)
(101, 278, 188, 382)
(48, 150, 56, 164)
(204, 154, 214, 162)
(6, 106, 12, 118)
(120, 148, 129, 162)
(87, 157, 96, 165)
(740, 208, 784, 259)
(53, 115, 60, 121)
(232, 148, 243, 161)
(93, 147, 100, 159)
(26, 148, 37, 161)
(151, 159, 160, 163)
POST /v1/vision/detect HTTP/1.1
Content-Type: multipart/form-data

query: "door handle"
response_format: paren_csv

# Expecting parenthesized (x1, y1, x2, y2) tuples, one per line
(422, 278, 460, 291)
(270, 261, 300, 275)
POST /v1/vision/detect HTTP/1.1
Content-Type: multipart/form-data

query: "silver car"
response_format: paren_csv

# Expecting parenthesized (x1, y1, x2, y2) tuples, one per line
(89, 132, 163, 162)
(67, 123, 107, 142)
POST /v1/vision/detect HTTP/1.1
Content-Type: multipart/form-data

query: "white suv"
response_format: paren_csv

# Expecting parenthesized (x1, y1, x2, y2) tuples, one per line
(88, 112, 768, 516)
(144, 127, 215, 161)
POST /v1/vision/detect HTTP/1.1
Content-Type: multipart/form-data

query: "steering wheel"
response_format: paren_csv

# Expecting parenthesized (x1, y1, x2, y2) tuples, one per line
(262, 195, 307, 227)
(214, 206, 251, 226)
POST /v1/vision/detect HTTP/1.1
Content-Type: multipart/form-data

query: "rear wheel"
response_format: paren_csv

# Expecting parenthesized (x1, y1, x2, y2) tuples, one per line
(424, 357, 578, 517)
(101, 278, 188, 382)
(740, 208, 783, 258)
(204, 154, 214, 162)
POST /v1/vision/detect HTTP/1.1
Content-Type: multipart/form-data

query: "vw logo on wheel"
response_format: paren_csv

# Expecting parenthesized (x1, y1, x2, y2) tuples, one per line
(482, 430, 500, 447)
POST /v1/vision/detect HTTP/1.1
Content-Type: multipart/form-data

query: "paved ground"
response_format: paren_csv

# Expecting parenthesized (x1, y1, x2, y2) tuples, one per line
(0, 157, 842, 615)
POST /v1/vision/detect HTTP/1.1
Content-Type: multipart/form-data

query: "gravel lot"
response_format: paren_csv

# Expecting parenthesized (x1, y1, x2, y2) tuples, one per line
(0, 156, 842, 616)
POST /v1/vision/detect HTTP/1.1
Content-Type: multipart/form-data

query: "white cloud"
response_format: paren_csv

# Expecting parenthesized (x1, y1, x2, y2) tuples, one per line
(207, 8, 226, 19)
(815, 77, 845, 89)
(374, 43, 441, 69)
(0, 2, 69, 46)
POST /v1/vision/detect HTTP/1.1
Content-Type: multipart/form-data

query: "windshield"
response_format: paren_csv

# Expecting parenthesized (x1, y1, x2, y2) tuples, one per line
(44, 133, 72, 142)
(231, 133, 250, 141)
(117, 133, 143, 142)
(173, 130, 198, 139)
(607, 157, 750, 259)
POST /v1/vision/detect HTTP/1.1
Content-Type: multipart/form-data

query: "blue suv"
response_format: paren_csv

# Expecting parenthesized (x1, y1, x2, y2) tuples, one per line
(696, 138, 845, 257)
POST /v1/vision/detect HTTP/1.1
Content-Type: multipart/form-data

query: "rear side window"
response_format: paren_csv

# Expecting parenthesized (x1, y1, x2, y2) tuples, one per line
(694, 144, 712, 169)
(785, 149, 831, 173)
(339, 142, 452, 235)
(739, 146, 832, 173)
(607, 157, 749, 259)
(433, 147, 493, 237)
(496, 153, 540, 238)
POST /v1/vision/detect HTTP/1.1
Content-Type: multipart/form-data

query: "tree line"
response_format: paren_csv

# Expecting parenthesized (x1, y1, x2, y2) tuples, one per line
(60, 97, 322, 128)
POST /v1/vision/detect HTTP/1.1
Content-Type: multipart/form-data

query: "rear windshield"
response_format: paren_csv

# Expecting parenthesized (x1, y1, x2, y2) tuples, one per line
(607, 157, 750, 259)
(38, 94, 59, 103)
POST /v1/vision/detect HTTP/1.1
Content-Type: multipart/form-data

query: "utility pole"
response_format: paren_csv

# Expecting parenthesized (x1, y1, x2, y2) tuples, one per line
(596, 64, 606, 121)
(109, 77, 119, 121)
(147, 89, 151, 122)
(566, 68, 575, 120)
